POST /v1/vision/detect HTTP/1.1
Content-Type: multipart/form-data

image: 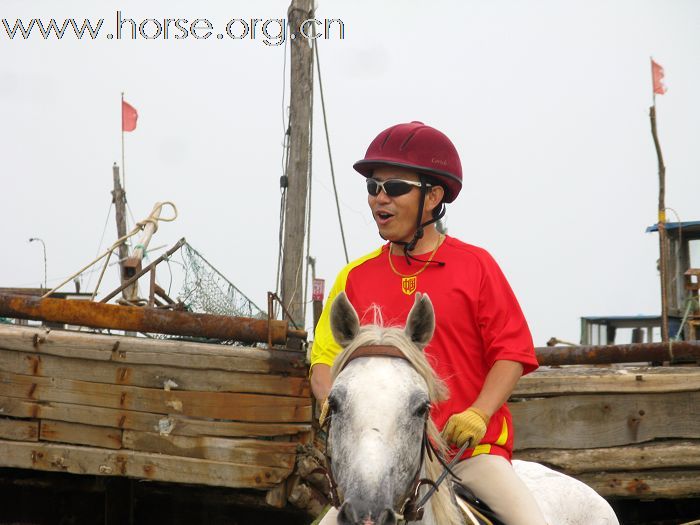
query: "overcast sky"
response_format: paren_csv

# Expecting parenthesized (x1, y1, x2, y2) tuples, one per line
(2, 0, 699, 346)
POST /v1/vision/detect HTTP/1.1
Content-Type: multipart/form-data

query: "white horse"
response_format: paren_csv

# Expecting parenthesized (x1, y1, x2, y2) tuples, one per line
(323, 291, 619, 525)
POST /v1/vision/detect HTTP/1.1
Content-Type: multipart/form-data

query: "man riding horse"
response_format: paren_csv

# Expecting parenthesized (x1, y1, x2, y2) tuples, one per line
(310, 121, 547, 525)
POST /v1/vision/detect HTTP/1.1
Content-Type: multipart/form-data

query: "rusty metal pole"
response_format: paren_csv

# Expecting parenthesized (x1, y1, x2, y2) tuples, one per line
(536, 341, 700, 366)
(0, 293, 295, 344)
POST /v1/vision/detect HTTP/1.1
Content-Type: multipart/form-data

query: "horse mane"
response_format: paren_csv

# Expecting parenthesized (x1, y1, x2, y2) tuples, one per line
(331, 321, 464, 525)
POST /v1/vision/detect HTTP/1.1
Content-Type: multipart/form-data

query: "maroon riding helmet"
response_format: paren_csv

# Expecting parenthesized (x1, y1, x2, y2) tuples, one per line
(353, 121, 463, 203)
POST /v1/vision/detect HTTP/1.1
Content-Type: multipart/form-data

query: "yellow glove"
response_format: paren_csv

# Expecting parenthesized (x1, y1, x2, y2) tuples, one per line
(318, 398, 330, 428)
(441, 407, 489, 448)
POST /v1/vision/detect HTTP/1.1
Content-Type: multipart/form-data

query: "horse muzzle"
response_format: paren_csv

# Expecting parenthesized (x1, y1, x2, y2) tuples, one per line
(338, 500, 398, 525)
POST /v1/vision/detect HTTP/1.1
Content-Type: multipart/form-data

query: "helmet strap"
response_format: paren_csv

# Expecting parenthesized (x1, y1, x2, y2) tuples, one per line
(392, 178, 446, 266)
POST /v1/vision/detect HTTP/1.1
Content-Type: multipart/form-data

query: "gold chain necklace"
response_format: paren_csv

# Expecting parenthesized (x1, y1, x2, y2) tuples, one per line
(388, 234, 444, 295)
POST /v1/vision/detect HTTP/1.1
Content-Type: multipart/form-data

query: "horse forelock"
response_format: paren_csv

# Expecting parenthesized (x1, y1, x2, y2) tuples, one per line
(330, 321, 463, 525)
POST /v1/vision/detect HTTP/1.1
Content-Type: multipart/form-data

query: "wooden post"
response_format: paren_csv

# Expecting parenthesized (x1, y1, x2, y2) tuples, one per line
(281, 0, 314, 328)
(111, 163, 131, 301)
(650, 105, 670, 342)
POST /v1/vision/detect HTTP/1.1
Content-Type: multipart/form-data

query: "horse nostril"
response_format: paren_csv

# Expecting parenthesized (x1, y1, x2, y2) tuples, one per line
(377, 508, 397, 525)
(338, 501, 359, 525)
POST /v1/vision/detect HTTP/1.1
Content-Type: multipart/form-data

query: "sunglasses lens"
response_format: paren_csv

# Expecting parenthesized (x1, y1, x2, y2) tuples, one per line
(366, 179, 381, 196)
(383, 180, 413, 197)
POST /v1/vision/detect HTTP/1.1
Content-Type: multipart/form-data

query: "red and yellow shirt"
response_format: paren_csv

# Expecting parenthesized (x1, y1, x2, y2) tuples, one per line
(311, 235, 539, 460)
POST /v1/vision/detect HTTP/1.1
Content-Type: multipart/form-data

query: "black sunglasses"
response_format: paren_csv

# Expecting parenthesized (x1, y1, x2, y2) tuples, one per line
(366, 178, 432, 197)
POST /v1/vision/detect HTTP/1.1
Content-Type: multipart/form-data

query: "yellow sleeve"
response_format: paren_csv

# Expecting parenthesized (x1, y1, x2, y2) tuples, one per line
(310, 273, 346, 368)
(311, 247, 384, 369)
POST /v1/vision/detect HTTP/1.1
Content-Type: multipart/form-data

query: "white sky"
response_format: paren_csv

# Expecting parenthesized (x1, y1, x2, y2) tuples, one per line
(2, 0, 699, 346)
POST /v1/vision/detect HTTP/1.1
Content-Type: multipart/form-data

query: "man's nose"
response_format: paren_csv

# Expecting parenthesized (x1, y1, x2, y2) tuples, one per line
(374, 188, 392, 203)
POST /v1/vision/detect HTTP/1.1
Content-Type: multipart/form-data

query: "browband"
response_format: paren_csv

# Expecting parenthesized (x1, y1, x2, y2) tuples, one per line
(340, 345, 410, 372)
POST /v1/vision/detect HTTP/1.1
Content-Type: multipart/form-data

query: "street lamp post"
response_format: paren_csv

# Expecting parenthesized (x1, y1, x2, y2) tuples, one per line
(29, 237, 47, 291)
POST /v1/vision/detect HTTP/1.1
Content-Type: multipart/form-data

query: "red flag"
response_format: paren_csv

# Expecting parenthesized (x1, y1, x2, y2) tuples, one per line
(651, 59, 667, 95)
(122, 100, 138, 132)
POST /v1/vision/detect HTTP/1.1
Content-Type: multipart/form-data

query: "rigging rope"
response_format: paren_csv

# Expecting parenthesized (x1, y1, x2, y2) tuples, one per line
(313, 36, 349, 264)
(41, 201, 178, 299)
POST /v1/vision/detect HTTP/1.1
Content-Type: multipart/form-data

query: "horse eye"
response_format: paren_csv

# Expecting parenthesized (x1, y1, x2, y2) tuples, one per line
(327, 394, 339, 413)
(414, 401, 430, 419)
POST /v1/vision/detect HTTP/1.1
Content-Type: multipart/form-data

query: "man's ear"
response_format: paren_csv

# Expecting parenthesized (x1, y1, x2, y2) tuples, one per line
(424, 185, 444, 215)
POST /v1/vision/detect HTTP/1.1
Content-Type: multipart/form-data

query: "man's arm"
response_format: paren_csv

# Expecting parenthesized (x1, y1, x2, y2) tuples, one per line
(471, 359, 524, 418)
(310, 363, 332, 401)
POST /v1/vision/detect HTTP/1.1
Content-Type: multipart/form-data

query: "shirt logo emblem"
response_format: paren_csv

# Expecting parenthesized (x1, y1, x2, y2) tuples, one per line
(401, 276, 417, 295)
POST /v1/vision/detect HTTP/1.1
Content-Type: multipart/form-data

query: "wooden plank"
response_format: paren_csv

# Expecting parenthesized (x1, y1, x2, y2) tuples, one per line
(0, 371, 311, 423)
(0, 417, 38, 441)
(0, 348, 310, 397)
(122, 431, 296, 468)
(0, 439, 290, 489)
(0, 395, 311, 438)
(577, 469, 700, 499)
(514, 440, 700, 473)
(515, 366, 700, 396)
(40, 420, 123, 450)
(0, 324, 307, 376)
(511, 391, 700, 449)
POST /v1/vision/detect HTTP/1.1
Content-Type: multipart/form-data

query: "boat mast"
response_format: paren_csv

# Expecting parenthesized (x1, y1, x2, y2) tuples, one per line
(280, 0, 314, 328)
(111, 163, 130, 301)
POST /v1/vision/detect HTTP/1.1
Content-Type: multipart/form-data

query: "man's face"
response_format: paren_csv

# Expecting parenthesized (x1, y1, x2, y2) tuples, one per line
(368, 167, 430, 243)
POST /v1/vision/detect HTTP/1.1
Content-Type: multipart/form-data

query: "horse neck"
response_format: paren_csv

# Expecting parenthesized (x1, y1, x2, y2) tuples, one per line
(420, 452, 464, 525)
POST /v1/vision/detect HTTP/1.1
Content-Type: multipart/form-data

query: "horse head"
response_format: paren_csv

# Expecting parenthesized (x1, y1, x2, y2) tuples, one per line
(326, 292, 457, 525)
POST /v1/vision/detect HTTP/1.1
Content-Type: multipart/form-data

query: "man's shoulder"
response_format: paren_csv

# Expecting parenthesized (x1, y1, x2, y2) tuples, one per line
(333, 245, 386, 285)
(443, 235, 496, 266)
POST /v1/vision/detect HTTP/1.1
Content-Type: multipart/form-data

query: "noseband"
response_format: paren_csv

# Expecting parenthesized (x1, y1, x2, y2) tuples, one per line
(315, 344, 456, 523)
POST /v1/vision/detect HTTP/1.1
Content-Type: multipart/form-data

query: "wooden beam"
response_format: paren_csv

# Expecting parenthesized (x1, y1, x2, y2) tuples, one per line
(0, 395, 312, 438)
(0, 324, 307, 376)
(513, 366, 700, 397)
(514, 440, 700, 473)
(511, 391, 700, 449)
(0, 371, 312, 423)
(578, 469, 700, 499)
(0, 439, 291, 489)
(0, 417, 38, 441)
(0, 348, 310, 397)
(122, 431, 297, 469)
(40, 420, 123, 450)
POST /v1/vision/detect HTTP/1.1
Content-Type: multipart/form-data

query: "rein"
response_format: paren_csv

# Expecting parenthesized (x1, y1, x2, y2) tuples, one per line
(316, 344, 461, 523)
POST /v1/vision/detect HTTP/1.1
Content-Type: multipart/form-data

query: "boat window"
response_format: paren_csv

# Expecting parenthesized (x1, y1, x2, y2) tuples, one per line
(689, 239, 700, 269)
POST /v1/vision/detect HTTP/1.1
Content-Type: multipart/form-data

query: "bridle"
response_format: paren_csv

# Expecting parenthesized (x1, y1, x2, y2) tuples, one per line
(315, 344, 462, 523)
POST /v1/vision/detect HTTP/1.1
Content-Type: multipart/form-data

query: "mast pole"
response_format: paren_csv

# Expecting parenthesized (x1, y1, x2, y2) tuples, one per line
(281, 0, 314, 328)
(649, 57, 669, 343)
(111, 163, 130, 300)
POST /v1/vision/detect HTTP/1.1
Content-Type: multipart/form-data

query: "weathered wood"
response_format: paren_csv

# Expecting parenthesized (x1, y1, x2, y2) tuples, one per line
(281, 0, 315, 327)
(0, 348, 309, 397)
(0, 371, 311, 423)
(0, 395, 311, 438)
(514, 366, 700, 396)
(0, 324, 307, 376)
(0, 417, 38, 441)
(122, 431, 296, 469)
(578, 469, 700, 499)
(514, 440, 700, 473)
(0, 439, 290, 489)
(511, 391, 700, 449)
(40, 420, 123, 450)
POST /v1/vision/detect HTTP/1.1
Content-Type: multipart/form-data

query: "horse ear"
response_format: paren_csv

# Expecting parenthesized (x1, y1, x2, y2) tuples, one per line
(405, 292, 435, 348)
(330, 292, 361, 347)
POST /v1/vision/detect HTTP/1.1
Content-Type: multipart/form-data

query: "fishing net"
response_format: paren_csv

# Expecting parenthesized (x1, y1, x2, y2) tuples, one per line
(176, 243, 266, 320)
